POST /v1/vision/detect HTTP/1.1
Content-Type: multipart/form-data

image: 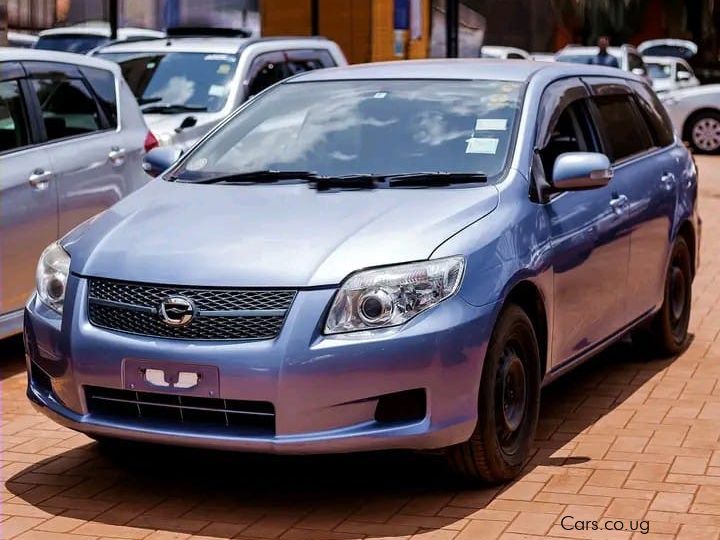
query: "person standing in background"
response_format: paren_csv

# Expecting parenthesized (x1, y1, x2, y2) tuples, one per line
(589, 36, 620, 67)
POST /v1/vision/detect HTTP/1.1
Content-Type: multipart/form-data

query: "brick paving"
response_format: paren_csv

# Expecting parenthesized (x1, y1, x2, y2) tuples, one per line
(2, 155, 720, 540)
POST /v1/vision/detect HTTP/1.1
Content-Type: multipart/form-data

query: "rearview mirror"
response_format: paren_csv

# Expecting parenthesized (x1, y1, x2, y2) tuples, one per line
(142, 146, 183, 178)
(551, 152, 613, 191)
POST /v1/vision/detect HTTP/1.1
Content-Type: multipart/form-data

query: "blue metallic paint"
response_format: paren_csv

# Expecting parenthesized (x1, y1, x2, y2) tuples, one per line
(25, 60, 699, 454)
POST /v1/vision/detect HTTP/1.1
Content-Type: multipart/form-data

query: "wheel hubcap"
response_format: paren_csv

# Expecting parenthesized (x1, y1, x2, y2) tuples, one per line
(692, 118, 720, 151)
(498, 350, 526, 437)
(669, 266, 686, 325)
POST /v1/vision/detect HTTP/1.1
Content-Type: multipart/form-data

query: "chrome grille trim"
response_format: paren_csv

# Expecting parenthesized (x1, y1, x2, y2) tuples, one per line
(87, 278, 296, 341)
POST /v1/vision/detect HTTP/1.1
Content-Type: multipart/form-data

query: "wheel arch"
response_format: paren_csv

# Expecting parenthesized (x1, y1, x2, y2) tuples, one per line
(677, 220, 697, 278)
(504, 280, 550, 380)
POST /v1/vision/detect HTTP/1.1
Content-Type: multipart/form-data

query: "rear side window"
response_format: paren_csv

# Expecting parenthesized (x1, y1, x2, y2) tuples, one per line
(285, 49, 336, 74)
(593, 95, 654, 162)
(32, 78, 103, 141)
(0, 80, 29, 152)
(628, 53, 646, 74)
(80, 67, 118, 128)
(246, 52, 288, 97)
(629, 82, 674, 147)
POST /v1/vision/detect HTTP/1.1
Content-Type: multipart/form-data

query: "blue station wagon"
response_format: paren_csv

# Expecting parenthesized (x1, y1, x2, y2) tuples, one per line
(25, 60, 699, 482)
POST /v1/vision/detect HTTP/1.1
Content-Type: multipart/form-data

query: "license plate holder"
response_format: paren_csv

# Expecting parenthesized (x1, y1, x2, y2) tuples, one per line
(123, 358, 220, 397)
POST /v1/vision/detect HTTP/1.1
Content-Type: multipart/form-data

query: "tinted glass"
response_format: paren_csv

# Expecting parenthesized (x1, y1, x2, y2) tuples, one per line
(247, 52, 288, 97)
(285, 49, 336, 75)
(556, 52, 620, 64)
(641, 44, 695, 60)
(175, 79, 523, 182)
(32, 78, 102, 140)
(0, 80, 29, 152)
(81, 67, 118, 128)
(647, 62, 672, 79)
(35, 35, 108, 53)
(593, 95, 654, 161)
(628, 82, 675, 147)
(97, 52, 238, 113)
(628, 53, 646, 73)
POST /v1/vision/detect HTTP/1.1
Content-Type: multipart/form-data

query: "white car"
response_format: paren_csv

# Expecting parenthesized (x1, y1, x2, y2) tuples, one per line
(555, 45, 649, 80)
(35, 22, 164, 54)
(645, 56, 700, 93)
(662, 85, 720, 153)
(94, 30, 347, 150)
(480, 46, 530, 60)
(7, 31, 38, 48)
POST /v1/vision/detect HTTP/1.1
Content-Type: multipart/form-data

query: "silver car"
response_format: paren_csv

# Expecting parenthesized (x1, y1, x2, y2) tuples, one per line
(93, 31, 347, 150)
(0, 49, 152, 338)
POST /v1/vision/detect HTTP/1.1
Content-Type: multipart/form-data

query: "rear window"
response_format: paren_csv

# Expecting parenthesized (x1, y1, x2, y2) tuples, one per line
(35, 34, 109, 54)
(80, 67, 118, 128)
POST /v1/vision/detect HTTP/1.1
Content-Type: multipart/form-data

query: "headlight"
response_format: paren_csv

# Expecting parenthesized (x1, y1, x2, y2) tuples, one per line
(324, 256, 465, 335)
(35, 242, 70, 313)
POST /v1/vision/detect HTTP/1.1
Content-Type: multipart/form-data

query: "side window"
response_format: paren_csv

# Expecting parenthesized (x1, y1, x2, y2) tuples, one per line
(628, 82, 674, 147)
(80, 67, 118, 128)
(676, 63, 692, 80)
(31, 78, 102, 141)
(628, 53, 645, 75)
(246, 52, 289, 97)
(507, 53, 526, 60)
(593, 94, 654, 162)
(285, 49, 337, 75)
(539, 99, 597, 181)
(0, 80, 30, 152)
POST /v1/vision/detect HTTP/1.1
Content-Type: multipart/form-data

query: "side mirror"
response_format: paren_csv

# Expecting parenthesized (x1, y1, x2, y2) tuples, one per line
(142, 146, 183, 178)
(175, 115, 197, 133)
(677, 71, 692, 81)
(631, 67, 646, 76)
(551, 152, 613, 191)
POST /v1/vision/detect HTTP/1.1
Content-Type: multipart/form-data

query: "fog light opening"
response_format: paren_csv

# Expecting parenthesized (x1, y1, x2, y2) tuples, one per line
(374, 388, 427, 424)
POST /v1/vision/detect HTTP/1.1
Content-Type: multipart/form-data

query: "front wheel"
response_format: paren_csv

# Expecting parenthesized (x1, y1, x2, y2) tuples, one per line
(445, 304, 540, 483)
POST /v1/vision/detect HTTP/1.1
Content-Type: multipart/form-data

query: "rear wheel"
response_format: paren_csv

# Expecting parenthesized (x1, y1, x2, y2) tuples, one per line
(687, 110, 720, 154)
(634, 236, 692, 357)
(445, 304, 540, 483)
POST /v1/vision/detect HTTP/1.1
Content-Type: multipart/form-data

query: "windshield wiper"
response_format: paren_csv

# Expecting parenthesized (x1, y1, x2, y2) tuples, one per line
(141, 103, 208, 114)
(378, 172, 487, 187)
(175, 170, 488, 188)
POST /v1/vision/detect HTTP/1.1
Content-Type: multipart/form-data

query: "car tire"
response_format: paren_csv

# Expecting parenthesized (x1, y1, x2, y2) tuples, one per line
(687, 110, 720, 154)
(445, 304, 540, 483)
(634, 236, 692, 357)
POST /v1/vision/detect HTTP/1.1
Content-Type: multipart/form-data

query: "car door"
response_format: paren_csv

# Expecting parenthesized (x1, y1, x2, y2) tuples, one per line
(24, 61, 127, 236)
(0, 63, 58, 316)
(535, 78, 631, 366)
(594, 80, 680, 321)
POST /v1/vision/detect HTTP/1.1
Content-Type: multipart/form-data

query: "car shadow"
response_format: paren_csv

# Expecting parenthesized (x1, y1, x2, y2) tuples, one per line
(6, 338, 683, 537)
(0, 335, 27, 381)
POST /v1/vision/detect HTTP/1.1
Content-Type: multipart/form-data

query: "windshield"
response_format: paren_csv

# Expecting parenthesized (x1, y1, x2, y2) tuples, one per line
(647, 63, 672, 79)
(642, 45, 695, 60)
(97, 52, 239, 113)
(35, 34, 108, 53)
(173, 79, 523, 183)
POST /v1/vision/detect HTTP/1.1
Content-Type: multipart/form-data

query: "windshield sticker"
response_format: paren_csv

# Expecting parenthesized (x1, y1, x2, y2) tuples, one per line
(475, 118, 507, 131)
(204, 54, 235, 62)
(373, 92, 388, 99)
(217, 64, 232, 75)
(186, 157, 208, 171)
(466, 137, 499, 154)
(208, 84, 228, 97)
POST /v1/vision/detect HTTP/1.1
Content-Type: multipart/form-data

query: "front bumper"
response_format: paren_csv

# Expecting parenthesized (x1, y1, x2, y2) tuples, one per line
(25, 276, 499, 454)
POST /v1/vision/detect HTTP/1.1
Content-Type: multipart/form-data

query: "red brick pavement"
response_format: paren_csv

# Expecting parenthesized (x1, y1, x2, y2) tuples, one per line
(2, 156, 720, 540)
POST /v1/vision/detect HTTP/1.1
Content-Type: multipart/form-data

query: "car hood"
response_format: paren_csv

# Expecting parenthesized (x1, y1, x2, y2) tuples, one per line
(63, 179, 499, 287)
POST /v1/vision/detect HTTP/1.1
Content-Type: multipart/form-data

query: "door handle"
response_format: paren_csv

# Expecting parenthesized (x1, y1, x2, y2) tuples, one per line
(28, 169, 52, 191)
(609, 194, 629, 215)
(660, 172, 676, 191)
(108, 146, 126, 166)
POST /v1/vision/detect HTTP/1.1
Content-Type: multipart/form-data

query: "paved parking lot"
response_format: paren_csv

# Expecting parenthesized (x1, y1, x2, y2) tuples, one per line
(2, 155, 720, 540)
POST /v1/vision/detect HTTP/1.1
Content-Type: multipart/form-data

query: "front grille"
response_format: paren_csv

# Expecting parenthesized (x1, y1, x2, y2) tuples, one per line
(85, 386, 275, 435)
(87, 278, 296, 341)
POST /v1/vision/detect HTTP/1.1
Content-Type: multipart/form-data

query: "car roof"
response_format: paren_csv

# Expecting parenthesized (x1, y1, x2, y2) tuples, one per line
(94, 35, 335, 55)
(0, 47, 123, 74)
(286, 58, 637, 84)
(38, 25, 163, 39)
